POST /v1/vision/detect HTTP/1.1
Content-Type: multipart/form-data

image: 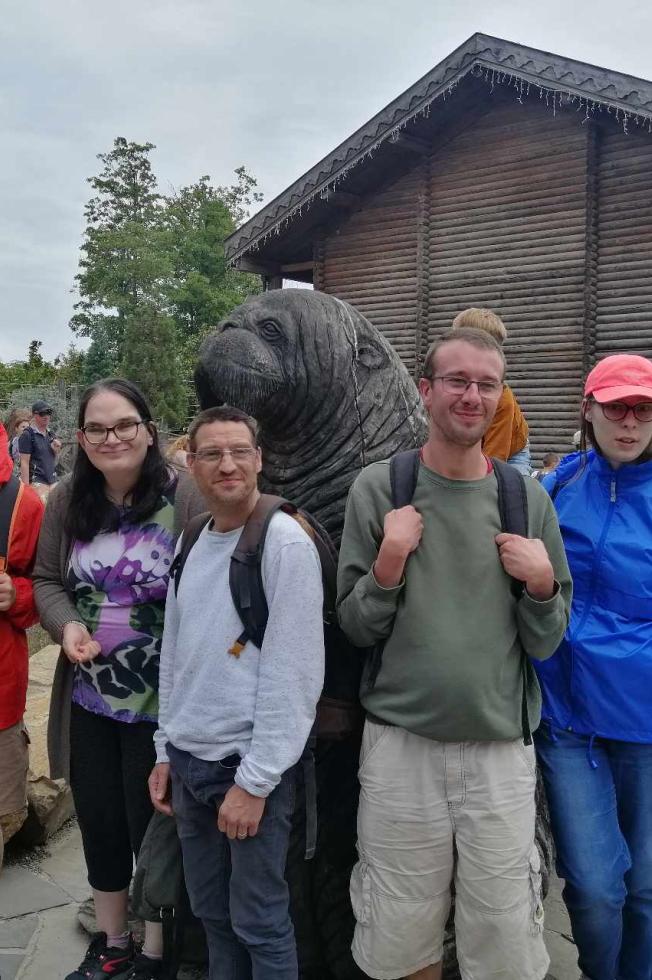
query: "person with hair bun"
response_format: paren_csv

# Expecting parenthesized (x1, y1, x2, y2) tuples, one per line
(452, 308, 531, 474)
(34, 378, 181, 980)
(535, 353, 652, 980)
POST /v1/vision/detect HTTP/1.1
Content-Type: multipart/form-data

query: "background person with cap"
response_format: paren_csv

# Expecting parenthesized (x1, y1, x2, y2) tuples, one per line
(535, 353, 652, 980)
(18, 400, 61, 501)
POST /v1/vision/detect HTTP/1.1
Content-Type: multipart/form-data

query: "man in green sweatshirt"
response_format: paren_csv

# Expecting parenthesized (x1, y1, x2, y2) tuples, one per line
(337, 326, 571, 980)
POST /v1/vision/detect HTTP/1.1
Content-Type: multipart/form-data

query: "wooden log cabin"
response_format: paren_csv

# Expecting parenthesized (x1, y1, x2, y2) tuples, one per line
(225, 34, 652, 460)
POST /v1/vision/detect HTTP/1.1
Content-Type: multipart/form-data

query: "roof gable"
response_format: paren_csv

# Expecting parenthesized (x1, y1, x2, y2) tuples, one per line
(226, 32, 652, 264)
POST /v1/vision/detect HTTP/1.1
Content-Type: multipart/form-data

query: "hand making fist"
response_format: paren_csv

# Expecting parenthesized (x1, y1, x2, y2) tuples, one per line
(383, 505, 424, 558)
(495, 533, 555, 601)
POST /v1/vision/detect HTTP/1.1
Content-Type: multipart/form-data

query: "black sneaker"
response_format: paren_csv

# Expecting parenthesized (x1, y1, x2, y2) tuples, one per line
(65, 932, 134, 979)
(123, 951, 164, 979)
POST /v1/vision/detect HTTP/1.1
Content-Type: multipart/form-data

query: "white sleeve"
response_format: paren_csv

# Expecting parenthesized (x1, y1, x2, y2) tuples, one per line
(235, 536, 325, 797)
(154, 547, 182, 764)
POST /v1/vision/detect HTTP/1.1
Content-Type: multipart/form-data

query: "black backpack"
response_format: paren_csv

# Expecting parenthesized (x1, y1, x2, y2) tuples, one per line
(374, 449, 533, 745)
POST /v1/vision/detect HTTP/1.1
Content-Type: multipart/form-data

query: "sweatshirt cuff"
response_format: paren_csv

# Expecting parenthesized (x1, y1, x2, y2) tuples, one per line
(235, 759, 275, 799)
(521, 580, 561, 611)
(362, 568, 405, 602)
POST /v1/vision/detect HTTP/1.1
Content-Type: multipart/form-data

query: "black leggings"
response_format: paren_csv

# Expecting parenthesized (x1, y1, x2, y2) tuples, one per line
(70, 703, 156, 892)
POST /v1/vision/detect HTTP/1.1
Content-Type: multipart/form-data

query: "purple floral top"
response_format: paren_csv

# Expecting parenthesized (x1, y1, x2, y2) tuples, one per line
(68, 484, 177, 723)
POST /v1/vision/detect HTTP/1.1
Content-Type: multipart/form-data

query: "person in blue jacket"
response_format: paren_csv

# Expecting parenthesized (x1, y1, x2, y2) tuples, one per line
(536, 353, 652, 980)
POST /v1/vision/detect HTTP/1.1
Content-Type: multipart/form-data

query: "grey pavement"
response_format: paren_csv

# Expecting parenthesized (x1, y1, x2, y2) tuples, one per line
(1, 819, 580, 979)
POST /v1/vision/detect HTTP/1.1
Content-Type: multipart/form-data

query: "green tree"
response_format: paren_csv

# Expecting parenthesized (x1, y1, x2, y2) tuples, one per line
(120, 304, 187, 428)
(70, 137, 171, 373)
(70, 137, 263, 417)
(164, 170, 262, 372)
(53, 343, 87, 384)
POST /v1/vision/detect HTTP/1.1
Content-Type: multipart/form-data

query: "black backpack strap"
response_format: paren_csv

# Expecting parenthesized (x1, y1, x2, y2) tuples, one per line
(492, 458, 529, 541)
(389, 448, 421, 508)
(492, 458, 532, 747)
(302, 734, 318, 861)
(0, 476, 21, 574)
(228, 494, 291, 654)
(170, 512, 212, 597)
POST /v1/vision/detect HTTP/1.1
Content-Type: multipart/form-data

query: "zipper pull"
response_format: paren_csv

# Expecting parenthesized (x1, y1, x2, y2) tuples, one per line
(610, 477, 617, 503)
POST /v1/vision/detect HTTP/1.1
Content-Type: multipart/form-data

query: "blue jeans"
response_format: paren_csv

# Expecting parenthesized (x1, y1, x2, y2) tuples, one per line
(168, 744, 298, 980)
(507, 440, 531, 476)
(535, 725, 652, 980)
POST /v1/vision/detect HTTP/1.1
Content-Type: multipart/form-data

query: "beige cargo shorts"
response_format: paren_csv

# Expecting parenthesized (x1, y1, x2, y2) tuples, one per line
(350, 721, 549, 980)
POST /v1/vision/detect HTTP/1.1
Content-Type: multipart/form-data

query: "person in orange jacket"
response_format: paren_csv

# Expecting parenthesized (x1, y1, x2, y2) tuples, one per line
(0, 422, 43, 868)
(452, 308, 531, 474)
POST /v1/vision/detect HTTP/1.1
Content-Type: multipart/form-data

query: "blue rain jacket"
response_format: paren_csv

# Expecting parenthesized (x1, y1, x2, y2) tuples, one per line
(536, 450, 652, 743)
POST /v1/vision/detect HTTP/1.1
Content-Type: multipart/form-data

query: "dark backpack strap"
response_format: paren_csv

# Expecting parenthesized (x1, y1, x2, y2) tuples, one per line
(491, 458, 533, 746)
(492, 458, 529, 541)
(161, 907, 177, 980)
(229, 495, 290, 652)
(302, 734, 318, 861)
(389, 448, 421, 509)
(170, 512, 212, 597)
(0, 476, 21, 574)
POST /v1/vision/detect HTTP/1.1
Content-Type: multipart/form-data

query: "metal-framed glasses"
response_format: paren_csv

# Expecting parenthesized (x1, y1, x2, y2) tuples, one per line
(82, 420, 146, 445)
(431, 375, 504, 398)
(189, 447, 258, 464)
(599, 401, 652, 423)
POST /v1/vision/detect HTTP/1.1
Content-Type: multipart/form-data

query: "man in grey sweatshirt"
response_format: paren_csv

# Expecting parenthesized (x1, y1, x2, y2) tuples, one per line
(149, 405, 324, 980)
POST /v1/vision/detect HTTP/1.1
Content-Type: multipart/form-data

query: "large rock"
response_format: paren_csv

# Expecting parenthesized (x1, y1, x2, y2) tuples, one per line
(15, 645, 74, 847)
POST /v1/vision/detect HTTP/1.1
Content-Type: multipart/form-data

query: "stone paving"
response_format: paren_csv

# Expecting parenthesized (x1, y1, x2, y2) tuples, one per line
(0, 818, 581, 980)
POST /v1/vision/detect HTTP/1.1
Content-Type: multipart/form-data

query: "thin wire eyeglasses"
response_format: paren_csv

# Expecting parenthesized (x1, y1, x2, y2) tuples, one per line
(189, 447, 258, 464)
(430, 375, 504, 398)
(81, 420, 146, 445)
(598, 401, 652, 423)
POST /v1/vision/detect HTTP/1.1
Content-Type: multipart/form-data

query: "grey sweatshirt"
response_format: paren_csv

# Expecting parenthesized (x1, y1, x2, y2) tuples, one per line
(155, 511, 325, 798)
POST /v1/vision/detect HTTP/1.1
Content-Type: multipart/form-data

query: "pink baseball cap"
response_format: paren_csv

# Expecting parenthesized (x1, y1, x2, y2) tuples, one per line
(584, 354, 652, 403)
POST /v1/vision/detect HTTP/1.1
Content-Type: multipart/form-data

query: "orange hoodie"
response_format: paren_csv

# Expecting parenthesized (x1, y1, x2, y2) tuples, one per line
(0, 424, 43, 730)
(482, 385, 529, 461)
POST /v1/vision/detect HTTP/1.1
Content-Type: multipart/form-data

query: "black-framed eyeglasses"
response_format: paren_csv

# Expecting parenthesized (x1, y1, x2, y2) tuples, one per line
(429, 375, 504, 398)
(81, 420, 147, 445)
(598, 401, 652, 423)
(189, 447, 258, 464)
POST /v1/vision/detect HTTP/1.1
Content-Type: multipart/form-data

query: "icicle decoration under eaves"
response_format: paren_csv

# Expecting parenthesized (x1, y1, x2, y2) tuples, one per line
(238, 61, 652, 259)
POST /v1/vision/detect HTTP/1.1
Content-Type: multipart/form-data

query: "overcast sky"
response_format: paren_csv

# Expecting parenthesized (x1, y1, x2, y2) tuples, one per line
(2, 0, 651, 362)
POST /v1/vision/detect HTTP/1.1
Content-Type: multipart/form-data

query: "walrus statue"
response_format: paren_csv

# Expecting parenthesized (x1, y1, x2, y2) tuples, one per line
(194, 288, 428, 544)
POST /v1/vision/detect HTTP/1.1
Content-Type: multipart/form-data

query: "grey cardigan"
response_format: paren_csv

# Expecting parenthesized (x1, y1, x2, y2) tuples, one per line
(34, 473, 207, 782)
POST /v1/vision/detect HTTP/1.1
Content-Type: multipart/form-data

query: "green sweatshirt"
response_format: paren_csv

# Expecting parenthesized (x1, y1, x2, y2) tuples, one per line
(336, 461, 572, 742)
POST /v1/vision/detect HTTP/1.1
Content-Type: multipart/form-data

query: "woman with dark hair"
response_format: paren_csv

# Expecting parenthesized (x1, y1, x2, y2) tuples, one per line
(535, 354, 652, 980)
(34, 379, 178, 980)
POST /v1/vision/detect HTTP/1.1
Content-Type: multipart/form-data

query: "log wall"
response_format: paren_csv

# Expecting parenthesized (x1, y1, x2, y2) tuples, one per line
(317, 99, 652, 462)
(595, 129, 652, 357)
(424, 102, 587, 459)
(319, 168, 423, 373)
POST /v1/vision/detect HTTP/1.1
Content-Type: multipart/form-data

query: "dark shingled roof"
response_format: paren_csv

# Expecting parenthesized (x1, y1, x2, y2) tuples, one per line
(226, 32, 652, 263)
